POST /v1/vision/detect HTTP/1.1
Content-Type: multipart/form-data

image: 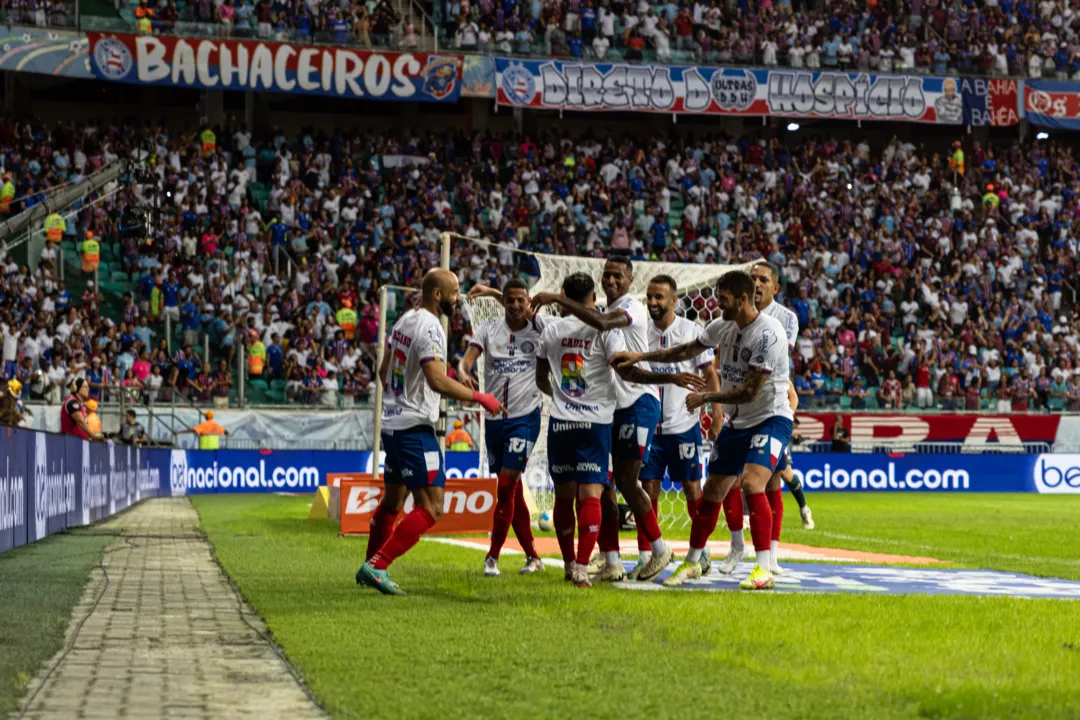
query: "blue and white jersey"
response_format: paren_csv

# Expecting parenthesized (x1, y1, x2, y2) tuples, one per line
(760, 300, 799, 351)
(382, 308, 445, 431)
(469, 316, 546, 420)
(607, 294, 660, 410)
(698, 312, 791, 430)
(537, 316, 625, 423)
(648, 316, 713, 434)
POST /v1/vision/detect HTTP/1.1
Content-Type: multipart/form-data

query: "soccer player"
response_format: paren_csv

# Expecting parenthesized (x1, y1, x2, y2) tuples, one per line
(532, 258, 680, 583)
(612, 269, 793, 590)
(357, 269, 505, 596)
(717, 261, 815, 575)
(634, 275, 722, 579)
(535, 273, 704, 588)
(459, 279, 545, 577)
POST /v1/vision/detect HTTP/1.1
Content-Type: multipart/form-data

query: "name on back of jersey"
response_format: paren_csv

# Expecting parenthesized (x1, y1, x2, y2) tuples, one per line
(391, 329, 413, 347)
(561, 337, 592, 349)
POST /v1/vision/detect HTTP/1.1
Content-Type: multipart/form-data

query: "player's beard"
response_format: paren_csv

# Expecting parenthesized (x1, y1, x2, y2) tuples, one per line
(439, 299, 456, 317)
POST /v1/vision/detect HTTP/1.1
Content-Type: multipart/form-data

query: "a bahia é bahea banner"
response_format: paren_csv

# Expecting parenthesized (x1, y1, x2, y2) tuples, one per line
(87, 33, 463, 102)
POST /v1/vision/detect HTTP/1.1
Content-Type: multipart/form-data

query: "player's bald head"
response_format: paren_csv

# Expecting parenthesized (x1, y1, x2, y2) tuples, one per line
(422, 268, 458, 299)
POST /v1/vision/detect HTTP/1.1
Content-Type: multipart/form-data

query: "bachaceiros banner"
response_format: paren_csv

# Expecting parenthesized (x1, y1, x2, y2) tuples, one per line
(87, 33, 463, 102)
(334, 473, 496, 535)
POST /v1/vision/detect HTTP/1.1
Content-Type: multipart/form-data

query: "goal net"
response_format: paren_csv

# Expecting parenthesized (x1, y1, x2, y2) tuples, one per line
(454, 233, 752, 531)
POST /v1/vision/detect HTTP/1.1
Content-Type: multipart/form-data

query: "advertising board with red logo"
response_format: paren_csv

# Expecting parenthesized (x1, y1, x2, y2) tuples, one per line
(333, 473, 496, 535)
(797, 414, 1060, 448)
(87, 33, 462, 102)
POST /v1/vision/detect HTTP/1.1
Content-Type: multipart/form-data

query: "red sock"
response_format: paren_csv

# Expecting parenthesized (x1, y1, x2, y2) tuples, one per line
(746, 492, 773, 552)
(639, 507, 662, 543)
(553, 497, 576, 565)
(685, 495, 701, 524)
(487, 473, 516, 560)
(510, 482, 538, 558)
(365, 504, 400, 562)
(689, 499, 721, 549)
(369, 507, 435, 570)
(722, 486, 744, 532)
(598, 495, 620, 553)
(575, 497, 602, 566)
(767, 488, 784, 543)
(636, 524, 650, 552)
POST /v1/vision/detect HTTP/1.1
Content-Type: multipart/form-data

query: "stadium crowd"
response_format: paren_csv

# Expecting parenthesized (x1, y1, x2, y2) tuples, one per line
(1, 115, 1080, 413)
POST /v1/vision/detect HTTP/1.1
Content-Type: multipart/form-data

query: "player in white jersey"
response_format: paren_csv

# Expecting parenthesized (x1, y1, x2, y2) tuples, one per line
(358, 269, 505, 596)
(613, 270, 793, 591)
(459, 279, 545, 577)
(535, 273, 705, 588)
(633, 274, 722, 579)
(532, 258, 679, 584)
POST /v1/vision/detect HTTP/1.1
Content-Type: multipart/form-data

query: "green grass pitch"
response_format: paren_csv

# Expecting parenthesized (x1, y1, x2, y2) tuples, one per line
(192, 493, 1080, 720)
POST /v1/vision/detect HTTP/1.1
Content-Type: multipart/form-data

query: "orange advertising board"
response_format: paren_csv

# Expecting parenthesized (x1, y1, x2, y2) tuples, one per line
(332, 473, 497, 535)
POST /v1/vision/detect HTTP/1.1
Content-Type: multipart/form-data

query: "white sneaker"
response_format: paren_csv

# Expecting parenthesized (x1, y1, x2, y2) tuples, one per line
(769, 558, 784, 576)
(801, 506, 815, 530)
(719, 546, 749, 574)
(520, 557, 545, 574)
(484, 556, 500, 577)
(571, 563, 593, 588)
(636, 544, 674, 582)
(564, 561, 576, 582)
(591, 560, 627, 582)
(586, 552, 604, 574)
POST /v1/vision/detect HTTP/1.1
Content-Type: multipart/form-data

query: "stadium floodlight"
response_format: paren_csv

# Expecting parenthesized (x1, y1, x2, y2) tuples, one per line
(787, 122, 800, 132)
(1036, 132, 1049, 140)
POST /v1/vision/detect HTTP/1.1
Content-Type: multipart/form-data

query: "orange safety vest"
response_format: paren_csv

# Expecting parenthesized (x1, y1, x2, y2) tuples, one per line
(81, 239, 100, 272)
(0, 181, 15, 214)
(86, 412, 102, 435)
(248, 350, 265, 376)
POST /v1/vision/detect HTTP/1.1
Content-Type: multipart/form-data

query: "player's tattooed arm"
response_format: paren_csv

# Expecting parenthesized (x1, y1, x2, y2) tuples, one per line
(610, 340, 706, 369)
(685, 368, 767, 411)
(530, 293, 629, 332)
(614, 364, 706, 391)
(535, 358, 554, 397)
(467, 284, 502, 302)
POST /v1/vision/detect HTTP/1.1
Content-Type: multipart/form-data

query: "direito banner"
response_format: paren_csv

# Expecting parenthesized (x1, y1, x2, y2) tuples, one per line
(87, 33, 463, 102)
(496, 59, 965, 122)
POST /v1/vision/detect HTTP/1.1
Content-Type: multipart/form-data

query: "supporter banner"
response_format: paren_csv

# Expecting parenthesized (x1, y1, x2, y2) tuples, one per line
(0, 27, 93, 79)
(336, 474, 496, 534)
(961, 78, 1019, 126)
(496, 59, 963, 122)
(463, 55, 495, 97)
(796, 413, 1059, 448)
(1023, 79, 1080, 129)
(87, 34, 463, 102)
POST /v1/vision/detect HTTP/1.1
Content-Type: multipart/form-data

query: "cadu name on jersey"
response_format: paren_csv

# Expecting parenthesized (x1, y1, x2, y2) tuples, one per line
(698, 312, 792, 430)
(382, 308, 446, 431)
(468, 315, 547, 420)
(649, 316, 714, 435)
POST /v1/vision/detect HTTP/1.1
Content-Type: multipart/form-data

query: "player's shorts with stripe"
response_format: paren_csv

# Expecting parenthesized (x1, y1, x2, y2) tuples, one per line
(775, 445, 792, 473)
(547, 419, 611, 486)
(707, 416, 793, 479)
(484, 407, 541, 474)
(612, 394, 661, 463)
(381, 425, 445, 490)
(641, 425, 702, 485)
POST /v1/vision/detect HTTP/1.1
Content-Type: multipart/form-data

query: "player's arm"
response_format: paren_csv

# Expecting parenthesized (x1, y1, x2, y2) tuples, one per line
(613, 363, 706, 391)
(685, 367, 768, 410)
(467, 284, 502, 302)
(700, 361, 724, 431)
(611, 339, 708, 369)
(788, 381, 799, 413)
(531, 292, 630, 332)
(378, 344, 392, 386)
(421, 358, 505, 415)
(535, 357, 554, 397)
(458, 344, 482, 391)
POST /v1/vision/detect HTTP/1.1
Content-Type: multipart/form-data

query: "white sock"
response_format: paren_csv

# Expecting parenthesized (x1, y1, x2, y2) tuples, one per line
(770, 539, 779, 557)
(649, 538, 667, 557)
(730, 530, 745, 552)
(638, 550, 652, 565)
(686, 547, 703, 563)
(757, 549, 772, 571)
(605, 551, 621, 566)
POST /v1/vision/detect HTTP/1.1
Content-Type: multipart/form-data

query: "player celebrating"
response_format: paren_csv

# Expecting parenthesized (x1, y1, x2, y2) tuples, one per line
(532, 258, 676, 583)
(634, 275, 722, 580)
(718, 261, 815, 575)
(357, 269, 505, 596)
(459, 279, 545, 577)
(612, 270, 793, 590)
(535, 273, 704, 588)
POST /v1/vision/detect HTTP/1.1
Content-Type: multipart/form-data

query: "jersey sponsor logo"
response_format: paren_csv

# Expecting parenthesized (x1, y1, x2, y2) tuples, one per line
(551, 421, 595, 432)
(551, 462, 604, 474)
(520, 340, 535, 354)
(337, 474, 497, 534)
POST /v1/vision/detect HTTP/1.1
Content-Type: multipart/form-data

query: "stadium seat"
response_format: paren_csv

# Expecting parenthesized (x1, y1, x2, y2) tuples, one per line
(250, 379, 270, 392)
(839, 396, 852, 409)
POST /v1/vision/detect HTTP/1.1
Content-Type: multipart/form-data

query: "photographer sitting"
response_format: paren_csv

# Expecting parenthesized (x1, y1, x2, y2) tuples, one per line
(120, 409, 149, 445)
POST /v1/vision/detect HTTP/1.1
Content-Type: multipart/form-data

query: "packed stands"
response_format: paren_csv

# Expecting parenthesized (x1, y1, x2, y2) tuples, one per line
(1, 114, 1079, 412)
